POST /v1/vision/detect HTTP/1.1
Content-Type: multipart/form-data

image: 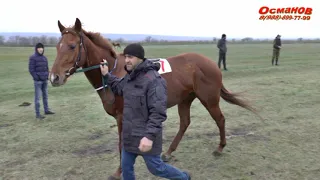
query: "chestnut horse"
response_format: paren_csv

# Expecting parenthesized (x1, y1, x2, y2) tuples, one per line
(50, 18, 260, 180)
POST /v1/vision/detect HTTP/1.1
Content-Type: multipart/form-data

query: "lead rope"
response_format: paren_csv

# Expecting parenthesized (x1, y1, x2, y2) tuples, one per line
(74, 60, 115, 105)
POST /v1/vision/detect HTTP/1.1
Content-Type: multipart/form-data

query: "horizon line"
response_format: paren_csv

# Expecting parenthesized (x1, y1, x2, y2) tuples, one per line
(0, 31, 318, 39)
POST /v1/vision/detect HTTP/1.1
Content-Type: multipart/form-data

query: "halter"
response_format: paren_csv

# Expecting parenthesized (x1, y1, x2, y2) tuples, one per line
(61, 30, 87, 76)
(60, 30, 118, 105)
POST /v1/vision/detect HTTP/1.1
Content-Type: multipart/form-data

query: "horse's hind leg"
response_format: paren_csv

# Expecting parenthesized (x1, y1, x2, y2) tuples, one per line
(161, 93, 196, 162)
(193, 78, 226, 156)
(200, 102, 226, 156)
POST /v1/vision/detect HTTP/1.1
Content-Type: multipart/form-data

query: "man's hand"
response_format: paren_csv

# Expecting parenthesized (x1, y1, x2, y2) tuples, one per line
(138, 137, 153, 152)
(100, 59, 109, 76)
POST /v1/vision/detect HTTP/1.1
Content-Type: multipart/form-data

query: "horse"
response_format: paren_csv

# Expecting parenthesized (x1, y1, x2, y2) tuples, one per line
(112, 42, 121, 49)
(50, 18, 261, 180)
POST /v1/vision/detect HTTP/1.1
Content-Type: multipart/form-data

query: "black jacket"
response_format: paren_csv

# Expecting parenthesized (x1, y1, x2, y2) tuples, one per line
(28, 43, 49, 81)
(273, 38, 282, 49)
(104, 60, 167, 155)
(217, 38, 227, 53)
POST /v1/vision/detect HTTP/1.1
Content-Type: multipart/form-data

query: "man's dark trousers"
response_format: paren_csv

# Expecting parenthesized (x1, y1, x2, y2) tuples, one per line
(218, 52, 227, 70)
(34, 80, 49, 117)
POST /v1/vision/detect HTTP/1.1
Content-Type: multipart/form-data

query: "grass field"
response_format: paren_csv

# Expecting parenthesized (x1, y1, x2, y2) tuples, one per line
(1, 43, 320, 180)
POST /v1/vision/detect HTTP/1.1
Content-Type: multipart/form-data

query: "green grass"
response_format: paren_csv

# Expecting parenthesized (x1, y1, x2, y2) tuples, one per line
(1, 43, 320, 180)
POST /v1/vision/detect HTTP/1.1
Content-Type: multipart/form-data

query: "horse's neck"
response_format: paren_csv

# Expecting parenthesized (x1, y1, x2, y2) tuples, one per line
(83, 41, 115, 91)
(81, 42, 126, 116)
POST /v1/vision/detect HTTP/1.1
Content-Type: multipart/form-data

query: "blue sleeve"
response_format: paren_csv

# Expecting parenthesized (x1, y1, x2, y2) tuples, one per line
(28, 56, 38, 80)
(144, 77, 168, 141)
(45, 56, 49, 72)
(103, 73, 126, 96)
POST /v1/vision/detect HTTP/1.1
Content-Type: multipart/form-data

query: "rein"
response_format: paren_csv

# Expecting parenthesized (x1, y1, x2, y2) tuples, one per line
(74, 59, 118, 105)
(61, 29, 118, 105)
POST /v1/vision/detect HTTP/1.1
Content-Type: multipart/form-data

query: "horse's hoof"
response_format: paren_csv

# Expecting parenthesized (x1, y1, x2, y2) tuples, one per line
(212, 150, 223, 157)
(108, 175, 121, 180)
(161, 153, 175, 162)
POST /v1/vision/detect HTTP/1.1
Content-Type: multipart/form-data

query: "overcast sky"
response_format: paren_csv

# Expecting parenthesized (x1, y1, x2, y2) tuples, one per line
(1, 0, 318, 38)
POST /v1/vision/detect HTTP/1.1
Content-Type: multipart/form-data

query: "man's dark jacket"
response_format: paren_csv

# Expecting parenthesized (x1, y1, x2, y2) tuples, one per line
(217, 38, 227, 53)
(103, 60, 167, 155)
(28, 43, 49, 81)
(273, 38, 282, 50)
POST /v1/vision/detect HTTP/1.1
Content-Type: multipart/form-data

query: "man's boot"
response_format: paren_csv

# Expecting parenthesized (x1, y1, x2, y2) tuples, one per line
(36, 114, 45, 120)
(45, 111, 55, 115)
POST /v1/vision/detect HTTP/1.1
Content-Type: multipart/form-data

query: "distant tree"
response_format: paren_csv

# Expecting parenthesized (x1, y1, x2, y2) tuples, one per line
(19, 37, 31, 46)
(6, 36, 18, 45)
(115, 38, 124, 43)
(39, 35, 48, 45)
(0, 36, 5, 45)
(31, 36, 41, 45)
(48, 36, 59, 45)
(241, 37, 253, 42)
(145, 36, 152, 43)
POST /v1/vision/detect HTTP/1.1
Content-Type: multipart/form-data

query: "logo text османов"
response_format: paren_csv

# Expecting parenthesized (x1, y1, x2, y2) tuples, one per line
(258, 6, 312, 21)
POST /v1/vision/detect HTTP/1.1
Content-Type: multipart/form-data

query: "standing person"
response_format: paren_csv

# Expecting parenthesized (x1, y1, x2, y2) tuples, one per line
(272, 34, 282, 66)
(100, 43, 191, 180)
(28, 42, 54, 119)
(217, 34, 228, 70)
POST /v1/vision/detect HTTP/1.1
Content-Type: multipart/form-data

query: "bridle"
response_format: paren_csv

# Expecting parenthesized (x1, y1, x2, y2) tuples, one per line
(60, 30, 88, 77)
(59, 29, 118, 105)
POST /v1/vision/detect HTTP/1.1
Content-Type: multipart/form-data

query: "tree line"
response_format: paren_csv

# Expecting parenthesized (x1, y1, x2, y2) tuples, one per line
(0, 35, 60, 46)
(0, 35, 319, 47)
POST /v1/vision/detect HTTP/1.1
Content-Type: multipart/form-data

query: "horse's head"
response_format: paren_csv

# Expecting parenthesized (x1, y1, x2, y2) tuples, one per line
(50, 18, 87, 86)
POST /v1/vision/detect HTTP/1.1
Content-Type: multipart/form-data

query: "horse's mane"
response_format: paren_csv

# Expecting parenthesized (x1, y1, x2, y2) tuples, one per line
(82, 29, 117, 59)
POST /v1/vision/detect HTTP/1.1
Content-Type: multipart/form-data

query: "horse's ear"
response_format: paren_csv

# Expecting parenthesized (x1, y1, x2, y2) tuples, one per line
(74, 18, 82, 33)
(58, 20, 65, 32)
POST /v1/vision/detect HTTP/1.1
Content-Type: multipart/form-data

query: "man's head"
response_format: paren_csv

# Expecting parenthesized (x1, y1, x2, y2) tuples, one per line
(35, 43, 44, 55)
(123, 43, 145, 71)
(276, 34, 281, 39)
(222, 34, 226, 39)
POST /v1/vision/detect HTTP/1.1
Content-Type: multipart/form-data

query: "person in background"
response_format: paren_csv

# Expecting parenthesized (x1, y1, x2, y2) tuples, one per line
(28, 42, 54, 119)
(100, 43, 191, 180)
(272, 34, 282, 66)
(217, 34, 228, 71)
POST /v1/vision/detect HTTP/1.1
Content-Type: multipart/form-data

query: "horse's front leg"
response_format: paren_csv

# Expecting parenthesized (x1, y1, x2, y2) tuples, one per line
(108, 114, 123, 180)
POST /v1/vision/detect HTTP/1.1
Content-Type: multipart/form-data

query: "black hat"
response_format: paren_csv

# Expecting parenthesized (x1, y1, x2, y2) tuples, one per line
(35, 43, 44, 49)
(123, 43, 145, 60)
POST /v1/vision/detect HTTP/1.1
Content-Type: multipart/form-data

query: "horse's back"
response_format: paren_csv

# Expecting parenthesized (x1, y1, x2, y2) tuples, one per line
(166, 52, 222, 84)
(167, 52, 215, 64)
(167, 52, 220, 72)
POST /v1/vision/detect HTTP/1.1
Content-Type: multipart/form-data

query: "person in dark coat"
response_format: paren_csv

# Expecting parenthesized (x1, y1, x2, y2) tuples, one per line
(272, 34, 282, 66)
(100, 43, 191, 180)
(217, 34, 228, 70)
(28, 43, 54, 119)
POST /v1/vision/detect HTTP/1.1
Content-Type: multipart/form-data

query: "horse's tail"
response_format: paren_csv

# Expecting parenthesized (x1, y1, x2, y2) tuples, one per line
(220, 84, 263, 120)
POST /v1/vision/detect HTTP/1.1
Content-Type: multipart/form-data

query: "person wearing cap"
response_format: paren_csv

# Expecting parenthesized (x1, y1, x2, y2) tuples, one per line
(28, 42, 54, 119)
(272, 34, 282, 66)
(100, 43, 191, 180)
(217, 34, 228, 70)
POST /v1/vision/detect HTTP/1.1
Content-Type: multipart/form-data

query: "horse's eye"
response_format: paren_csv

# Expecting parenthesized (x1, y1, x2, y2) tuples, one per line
(69, 44, 76, 50)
